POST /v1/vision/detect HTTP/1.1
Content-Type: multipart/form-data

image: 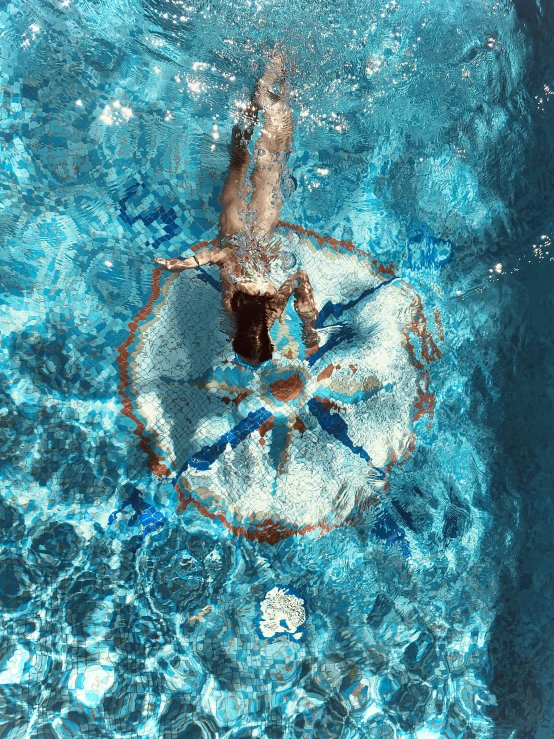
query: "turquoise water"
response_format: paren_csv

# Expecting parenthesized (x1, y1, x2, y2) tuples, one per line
(1, 0, 554, 736)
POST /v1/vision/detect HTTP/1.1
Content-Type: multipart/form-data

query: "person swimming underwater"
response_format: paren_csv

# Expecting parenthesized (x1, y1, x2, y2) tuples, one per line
(154, 50, 319, 366)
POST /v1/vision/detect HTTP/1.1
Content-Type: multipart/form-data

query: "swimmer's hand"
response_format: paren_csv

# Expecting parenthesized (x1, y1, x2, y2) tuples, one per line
(154, 248, 231, 271)
(297, 309, 320, 357)
(302, 322, 320, 350)
(154, 257, 194, 272)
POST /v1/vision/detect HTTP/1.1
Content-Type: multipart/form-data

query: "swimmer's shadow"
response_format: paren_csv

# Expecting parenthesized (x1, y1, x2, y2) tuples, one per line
(146, 268, 231, 473)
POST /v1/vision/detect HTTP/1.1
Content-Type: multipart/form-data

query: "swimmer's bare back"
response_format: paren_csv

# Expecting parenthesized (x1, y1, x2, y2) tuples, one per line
(155, 50, 319, 348)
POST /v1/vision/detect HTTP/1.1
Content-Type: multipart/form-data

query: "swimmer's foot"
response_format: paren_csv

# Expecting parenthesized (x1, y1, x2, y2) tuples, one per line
(232, 108, 257, 149)
(265, 46, 289, 84)
(254, 48, 290, 108)
(243, 99, 259, 131)
(231, 99, 259, 165)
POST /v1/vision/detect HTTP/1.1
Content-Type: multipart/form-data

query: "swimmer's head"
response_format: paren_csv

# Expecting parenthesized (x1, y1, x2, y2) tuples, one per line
(231, 290, 273, 365)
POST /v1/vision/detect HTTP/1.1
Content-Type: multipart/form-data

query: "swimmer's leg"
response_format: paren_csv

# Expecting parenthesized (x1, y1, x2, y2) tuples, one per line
(248, 51, 293, 239)
(218, 102, 258, 238)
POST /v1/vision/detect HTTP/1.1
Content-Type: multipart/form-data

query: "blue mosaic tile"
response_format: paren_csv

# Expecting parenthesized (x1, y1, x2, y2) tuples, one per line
(1, 0, 553, 736)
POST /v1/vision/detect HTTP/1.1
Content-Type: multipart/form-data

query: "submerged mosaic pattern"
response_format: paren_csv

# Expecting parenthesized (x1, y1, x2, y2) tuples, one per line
(1, 0, 551, 736)
(121, 227, 441, 542)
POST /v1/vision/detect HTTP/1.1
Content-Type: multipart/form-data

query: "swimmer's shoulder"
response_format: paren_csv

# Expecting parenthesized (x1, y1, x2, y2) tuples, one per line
(211, 241, 238, 266)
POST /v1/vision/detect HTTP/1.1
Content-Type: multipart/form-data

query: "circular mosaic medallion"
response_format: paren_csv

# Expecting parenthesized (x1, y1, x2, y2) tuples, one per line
(118, 227, 441, 542)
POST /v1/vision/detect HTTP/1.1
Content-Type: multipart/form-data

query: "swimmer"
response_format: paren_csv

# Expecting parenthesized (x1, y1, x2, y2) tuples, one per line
(154, 49, 318, 366)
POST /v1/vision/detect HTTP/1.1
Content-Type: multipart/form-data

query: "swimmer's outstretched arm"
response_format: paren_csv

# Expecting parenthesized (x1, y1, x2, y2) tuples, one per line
(154, 247, 234, 272)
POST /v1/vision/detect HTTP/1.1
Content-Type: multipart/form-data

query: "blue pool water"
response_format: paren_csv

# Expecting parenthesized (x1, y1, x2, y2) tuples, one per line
(1, 0, 554, 736)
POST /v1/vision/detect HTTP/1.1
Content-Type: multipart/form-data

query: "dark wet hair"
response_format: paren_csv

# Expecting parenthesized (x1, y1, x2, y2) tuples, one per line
(231, 290, 273, 365)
